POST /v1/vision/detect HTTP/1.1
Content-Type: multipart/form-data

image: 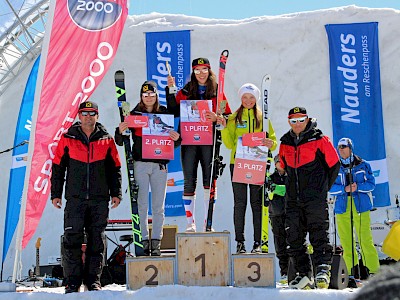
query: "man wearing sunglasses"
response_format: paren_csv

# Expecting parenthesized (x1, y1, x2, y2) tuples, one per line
(51, 101, 122, 293)
(329, 138, 379, 287)
(278, 106, 340, 290)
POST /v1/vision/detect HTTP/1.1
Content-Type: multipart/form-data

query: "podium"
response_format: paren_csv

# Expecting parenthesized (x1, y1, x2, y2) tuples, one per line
(232, 253, 275, 287)
(126, 255, 175, 290)
(125, 231, 276, 290)
(176, 232, 231, 286)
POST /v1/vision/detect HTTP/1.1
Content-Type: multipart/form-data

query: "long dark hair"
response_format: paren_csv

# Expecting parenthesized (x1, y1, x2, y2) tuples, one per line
(235, 104, 262, 130)
(186, 68, 217, 99)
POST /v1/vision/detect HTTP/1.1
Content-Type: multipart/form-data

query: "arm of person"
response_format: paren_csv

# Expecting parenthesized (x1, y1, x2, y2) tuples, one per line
(114, 121, 129, 146)
(51, 136, 68, 208)
(166, 76, 185, 117)
(320, 135, 341, 189)
(220, 114, 236, 149)
(106, 139, 123, 202)
(356, 161, 376, 193)
(265, 120, 278, 151)
(329, 171, 346, 195)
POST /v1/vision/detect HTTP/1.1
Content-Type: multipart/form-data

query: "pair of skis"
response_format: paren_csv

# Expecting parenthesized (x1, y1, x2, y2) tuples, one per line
(261, 74, 273, 252)
(205, 50, 229, 231)
(115, 71, 143, 256)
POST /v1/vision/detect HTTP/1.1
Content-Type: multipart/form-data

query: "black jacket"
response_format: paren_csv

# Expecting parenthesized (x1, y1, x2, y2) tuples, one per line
(51, 122, 122, 201)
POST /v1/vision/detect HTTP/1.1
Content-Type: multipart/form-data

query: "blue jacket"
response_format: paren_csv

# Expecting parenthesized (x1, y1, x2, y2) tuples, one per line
(329, 155, 375, 214)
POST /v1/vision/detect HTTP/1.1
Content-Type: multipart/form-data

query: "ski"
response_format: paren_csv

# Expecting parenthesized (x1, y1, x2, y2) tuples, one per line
(115, 70, 143, 256)
(206, 50, 229, 232)
(261, 74, 273, 253)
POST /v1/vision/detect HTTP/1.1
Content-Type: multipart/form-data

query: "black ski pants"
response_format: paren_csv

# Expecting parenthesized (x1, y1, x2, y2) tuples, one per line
(270, 214, 289, 276)
(285, 195, 333, 277)
(181, 144, 213, 195)
(62, 197, 109, 286)
(230, 164, 262, 243)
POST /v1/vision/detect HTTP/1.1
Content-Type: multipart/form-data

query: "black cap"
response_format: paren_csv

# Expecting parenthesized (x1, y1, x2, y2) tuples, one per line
(288, 106, 307, 118)
(192, 57, 210, 69)
(79, 101, 98, 112)
(274, 155, 280, 164)
(141, 80, 158, 94)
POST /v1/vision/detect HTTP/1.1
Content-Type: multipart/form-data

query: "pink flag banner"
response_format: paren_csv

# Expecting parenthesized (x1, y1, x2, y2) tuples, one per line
(180, 100, 213, 145)
(22, 0, 128, 248)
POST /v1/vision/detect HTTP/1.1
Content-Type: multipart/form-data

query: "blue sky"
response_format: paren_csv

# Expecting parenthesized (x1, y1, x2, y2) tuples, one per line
(129, 0, 400, 19)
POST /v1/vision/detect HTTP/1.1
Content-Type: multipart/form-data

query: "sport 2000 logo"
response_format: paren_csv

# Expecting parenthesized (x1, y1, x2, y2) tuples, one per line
(68, 0, 122, 31)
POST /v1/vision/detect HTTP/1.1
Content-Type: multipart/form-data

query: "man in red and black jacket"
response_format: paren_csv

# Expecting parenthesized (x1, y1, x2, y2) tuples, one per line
(279, 106, 339, 290)
(51, 101, 122, 293)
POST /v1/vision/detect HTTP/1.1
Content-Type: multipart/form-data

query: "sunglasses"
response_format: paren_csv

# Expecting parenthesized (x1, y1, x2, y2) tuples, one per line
(142, 92, 157, 98)
(338, 145, 349, 149)
(193, 68, 209, 75)
(80, 111, 97, 116)
(289, 116, 307, 124)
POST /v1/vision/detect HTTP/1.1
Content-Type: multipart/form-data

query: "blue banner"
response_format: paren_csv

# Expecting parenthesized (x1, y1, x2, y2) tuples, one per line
(145, 30, 191, 216)
(2, 56, 40, 262)
(326, 22, 390, 207)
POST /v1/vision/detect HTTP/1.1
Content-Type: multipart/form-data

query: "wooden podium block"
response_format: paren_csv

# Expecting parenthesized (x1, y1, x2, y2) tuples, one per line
(149, 224, 177, 250)
(126, 255, 175, 290)
(232, 253, 276, 287)
(176, 232, 231, 286)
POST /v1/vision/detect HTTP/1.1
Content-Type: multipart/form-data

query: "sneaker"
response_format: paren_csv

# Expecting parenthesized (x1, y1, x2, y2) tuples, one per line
(65, 284, 80, 294)
(289, 274, 315, 290)
(315, 264, 331, 289)
(87, 282, 102, 291)
(278, 274, 288, 285)
(186, 223, 196, 232)
(251, 241, 262, 253)
(236, 241, 246, 254)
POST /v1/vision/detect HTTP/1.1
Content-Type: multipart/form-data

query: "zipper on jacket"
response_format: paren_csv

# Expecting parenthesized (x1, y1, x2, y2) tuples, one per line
(86, 143, 90, 200)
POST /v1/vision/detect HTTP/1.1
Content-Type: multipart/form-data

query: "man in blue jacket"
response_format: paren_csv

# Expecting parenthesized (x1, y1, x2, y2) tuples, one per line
(329, 137, 379, 285)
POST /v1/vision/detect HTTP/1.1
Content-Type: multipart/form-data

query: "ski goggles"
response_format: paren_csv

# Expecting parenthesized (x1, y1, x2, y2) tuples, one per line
(80, 111, 97, 116)
(193, 68, 209, 75)
(338, 145, 349, 149)
(142, 92, 157, 98)
(289, 116, 307, 124)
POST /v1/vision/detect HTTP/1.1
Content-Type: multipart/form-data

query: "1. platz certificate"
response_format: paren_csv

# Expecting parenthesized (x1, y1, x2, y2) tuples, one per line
(180, 100, 213, 145)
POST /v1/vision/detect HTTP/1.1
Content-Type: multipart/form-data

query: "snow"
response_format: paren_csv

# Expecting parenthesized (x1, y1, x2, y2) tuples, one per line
(0, 4, 399, 298)
(0, 283, 357, 299)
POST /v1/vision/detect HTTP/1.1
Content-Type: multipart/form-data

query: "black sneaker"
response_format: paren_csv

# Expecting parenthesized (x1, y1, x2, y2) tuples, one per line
(88, 282, 102, 291)
(65, 284, 80, 293)
(251, 241, 262, 253)
(236, 241, 246, 253)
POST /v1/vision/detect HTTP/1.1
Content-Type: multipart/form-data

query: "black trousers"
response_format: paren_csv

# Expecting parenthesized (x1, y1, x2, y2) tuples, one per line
(181, 144, 213, 195)
(270, 214, 289, 275)
(285, 196, 333, 276)
(62, 198, 109, 286)
(230, 164, 262, 243)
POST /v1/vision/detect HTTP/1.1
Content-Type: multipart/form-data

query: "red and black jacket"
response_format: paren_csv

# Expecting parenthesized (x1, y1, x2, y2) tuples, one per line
(51, 122, 122, 201)
(279, 119, 340, 202)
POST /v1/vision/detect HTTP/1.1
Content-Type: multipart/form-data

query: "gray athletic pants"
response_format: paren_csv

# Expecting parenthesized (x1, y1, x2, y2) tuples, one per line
(134, 161, 167, 241)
